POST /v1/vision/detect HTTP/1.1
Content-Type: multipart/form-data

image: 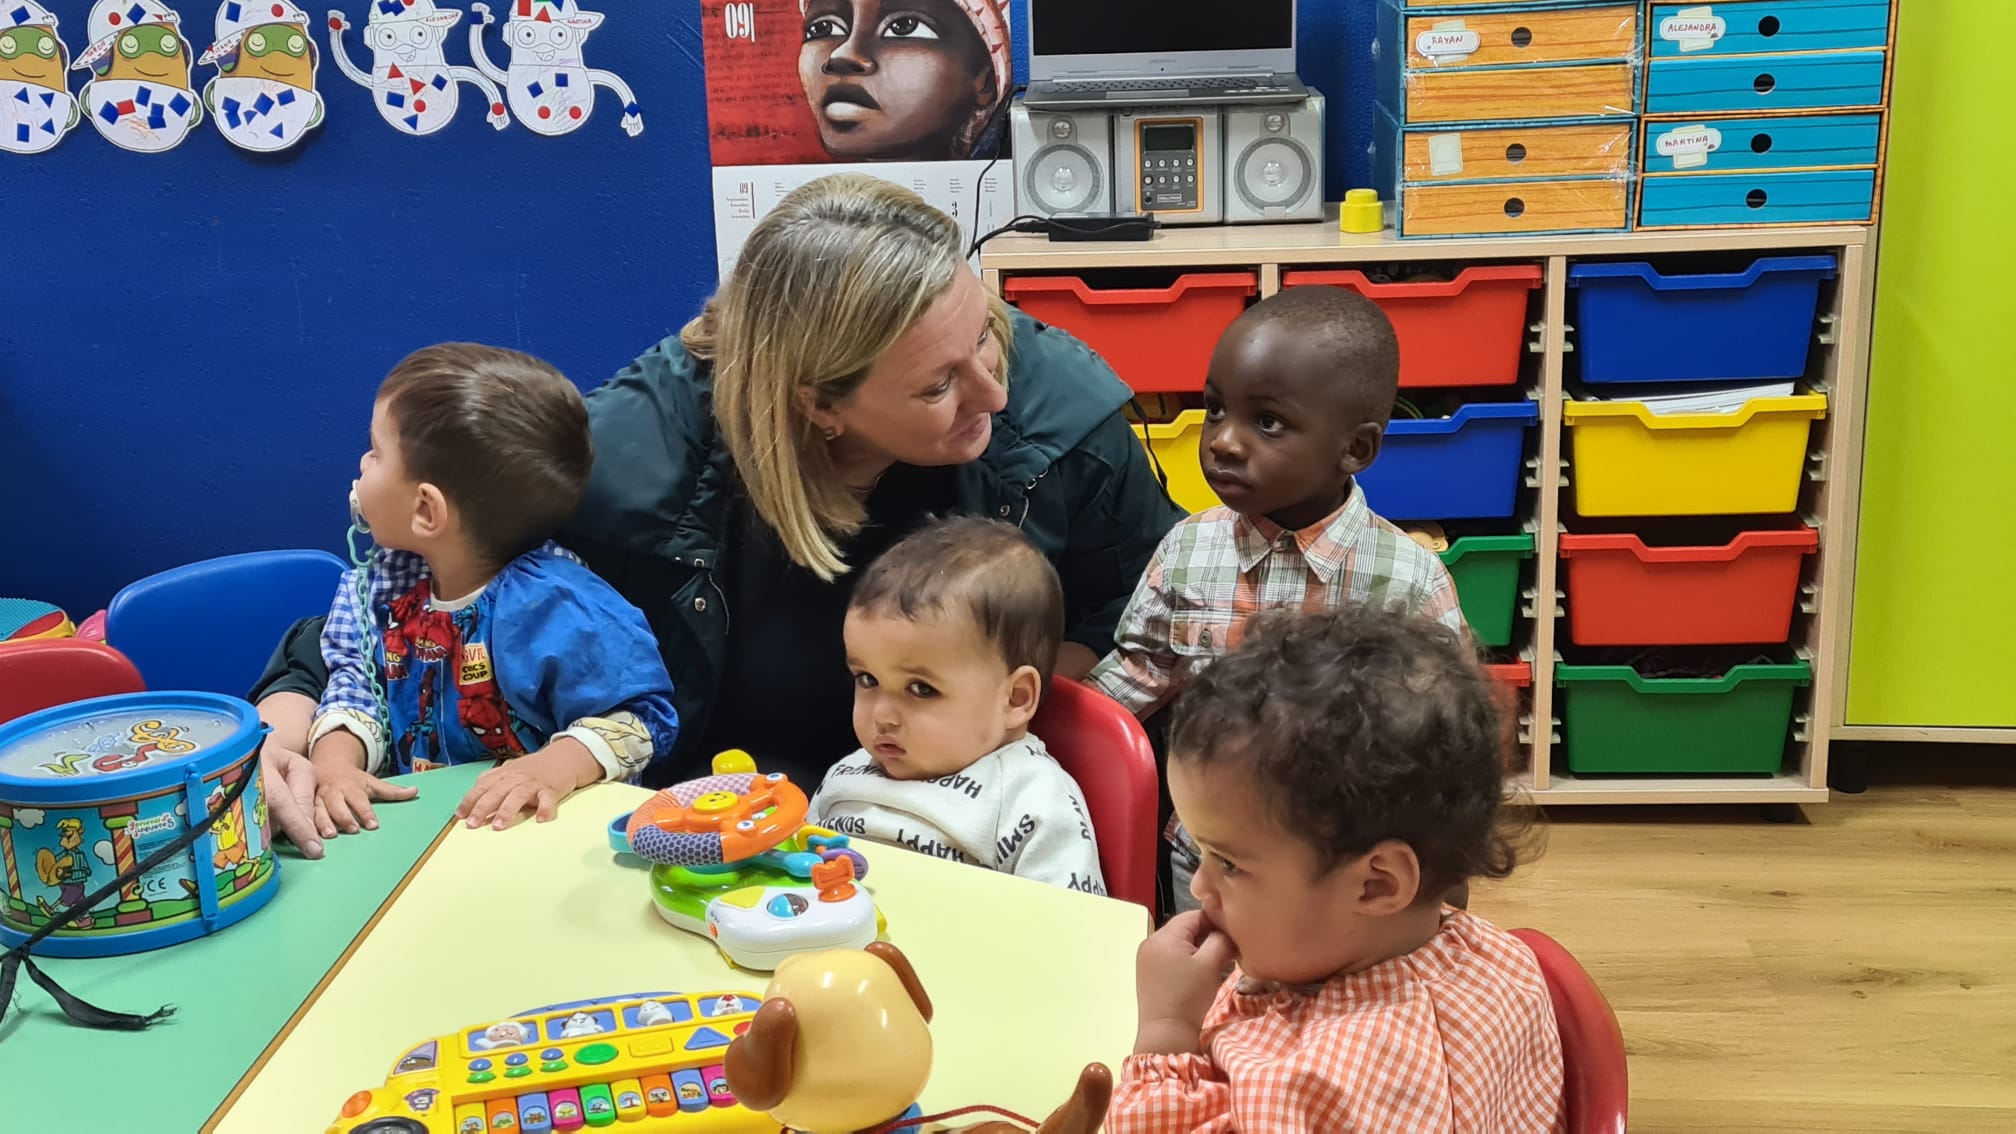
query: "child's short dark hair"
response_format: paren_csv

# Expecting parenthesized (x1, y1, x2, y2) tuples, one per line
(1239, 284, 1401, 426)
(377, 343, 591, 565)
(1170, 606, 1521, 902)
(849, 516, 1064, 688)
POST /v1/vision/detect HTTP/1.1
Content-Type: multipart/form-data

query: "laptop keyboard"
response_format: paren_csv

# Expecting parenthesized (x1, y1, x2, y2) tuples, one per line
(1049, 76, 1292, 93)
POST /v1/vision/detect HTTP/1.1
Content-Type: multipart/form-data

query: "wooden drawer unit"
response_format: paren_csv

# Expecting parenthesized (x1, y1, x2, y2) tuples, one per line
(1405, 61, 1638, 124)
(1405, 120, 1634, 182)
(1403, 4, 1638, 70)
(1402, 177, 1630, 236)
(1649, 0, 1892, 58)
(1643, 113, 1881, 175)
(1644, 50, 1887, 115)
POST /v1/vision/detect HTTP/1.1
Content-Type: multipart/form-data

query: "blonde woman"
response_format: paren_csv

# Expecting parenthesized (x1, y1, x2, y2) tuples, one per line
(250, 173, 1180, 819)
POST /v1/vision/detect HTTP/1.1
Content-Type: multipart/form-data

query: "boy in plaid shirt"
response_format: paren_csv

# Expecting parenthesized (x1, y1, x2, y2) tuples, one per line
(1087, 287, 1462, 911)
(1109, 608, 1563, 1133)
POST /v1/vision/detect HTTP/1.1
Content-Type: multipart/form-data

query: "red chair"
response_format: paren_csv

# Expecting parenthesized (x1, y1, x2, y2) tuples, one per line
(0, 639, 147, 726)
(1512, 928, 1628, 1134)
(1031, 677, 1159, 918)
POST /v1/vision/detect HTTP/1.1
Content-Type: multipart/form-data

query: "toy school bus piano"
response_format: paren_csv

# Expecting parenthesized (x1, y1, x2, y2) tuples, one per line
(330, 990, 776, 1133)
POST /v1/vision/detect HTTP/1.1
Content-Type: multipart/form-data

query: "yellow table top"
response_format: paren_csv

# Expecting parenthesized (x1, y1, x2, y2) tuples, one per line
(209, 781, 1149, 1132)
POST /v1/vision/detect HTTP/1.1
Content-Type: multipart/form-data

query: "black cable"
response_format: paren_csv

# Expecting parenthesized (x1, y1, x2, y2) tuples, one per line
(1127, 396, 1174, 497)
(967, 214, 1048, 260)
(964, 83, 1024, 259)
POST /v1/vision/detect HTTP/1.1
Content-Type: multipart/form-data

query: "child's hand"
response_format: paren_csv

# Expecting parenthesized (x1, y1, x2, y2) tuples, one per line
(1133, 910, 1236, 1056)
(457, 738, 600, 830)
(310, 734, 419, 836)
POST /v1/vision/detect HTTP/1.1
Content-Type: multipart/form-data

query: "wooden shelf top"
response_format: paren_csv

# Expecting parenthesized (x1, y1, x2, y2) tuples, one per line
(1515, 770, 1829, 806)
(980, 209, 1871, 270)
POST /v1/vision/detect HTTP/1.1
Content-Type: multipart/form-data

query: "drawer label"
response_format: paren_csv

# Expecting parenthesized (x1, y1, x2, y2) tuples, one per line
(1656, 124, 1724, 169)
(1418, 21, 1480, 65)
(1428, 132, 1465, 176)
(1659, 7, 1727, 52)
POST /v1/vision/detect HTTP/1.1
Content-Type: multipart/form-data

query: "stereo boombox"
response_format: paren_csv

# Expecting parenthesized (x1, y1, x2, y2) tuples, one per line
(1010, 95, 1326, 226)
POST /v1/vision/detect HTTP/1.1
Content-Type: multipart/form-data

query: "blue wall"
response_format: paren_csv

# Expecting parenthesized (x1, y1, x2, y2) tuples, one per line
(0, 0, 1376, 617)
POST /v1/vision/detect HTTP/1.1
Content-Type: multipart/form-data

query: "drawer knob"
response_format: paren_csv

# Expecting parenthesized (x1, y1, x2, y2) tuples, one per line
(1754, 73, 1777, 94)
(1758, 15, 1781, 37)
(1746, 189, 1769, 209)
(1504, 197, 1526, 219)
(1510, 26, 1533, 48)
(1751, 132, 1774, 154)
(1505, 142, 1528, 163)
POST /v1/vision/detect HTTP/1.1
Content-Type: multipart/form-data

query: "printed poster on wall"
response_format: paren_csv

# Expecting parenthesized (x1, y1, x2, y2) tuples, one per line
(699, 0, 1014, 276)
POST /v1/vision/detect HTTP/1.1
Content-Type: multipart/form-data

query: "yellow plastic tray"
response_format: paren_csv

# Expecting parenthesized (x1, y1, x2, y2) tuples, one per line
(1563, 393, 1827, 516)
(1134, 411, 1222, 514)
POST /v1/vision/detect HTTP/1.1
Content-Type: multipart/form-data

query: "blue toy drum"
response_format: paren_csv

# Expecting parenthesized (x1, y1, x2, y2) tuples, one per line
(0, 692, 278, 958)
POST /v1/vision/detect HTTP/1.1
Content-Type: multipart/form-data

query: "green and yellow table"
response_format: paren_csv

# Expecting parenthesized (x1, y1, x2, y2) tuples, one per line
(6, 765, 1149, 1131)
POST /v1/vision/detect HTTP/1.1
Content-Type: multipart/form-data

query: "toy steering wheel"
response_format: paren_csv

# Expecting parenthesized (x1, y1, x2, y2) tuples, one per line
(625, 750, 809, 867)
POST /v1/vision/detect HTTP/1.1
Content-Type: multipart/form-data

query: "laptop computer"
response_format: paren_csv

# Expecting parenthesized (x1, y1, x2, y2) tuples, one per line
(1022, 0, 1309, 109)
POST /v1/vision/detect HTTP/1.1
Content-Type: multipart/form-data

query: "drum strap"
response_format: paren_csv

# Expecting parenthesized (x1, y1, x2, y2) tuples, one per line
(0, 758, 256, 1035)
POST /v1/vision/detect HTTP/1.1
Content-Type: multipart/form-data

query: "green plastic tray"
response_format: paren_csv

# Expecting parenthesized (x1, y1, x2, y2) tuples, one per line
(1440, 533, 1535, 648)
(1555, 660, 1811, 775)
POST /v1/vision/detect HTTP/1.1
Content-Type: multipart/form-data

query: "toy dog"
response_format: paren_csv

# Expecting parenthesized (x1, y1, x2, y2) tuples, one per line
(724, 942, 1111, 1134)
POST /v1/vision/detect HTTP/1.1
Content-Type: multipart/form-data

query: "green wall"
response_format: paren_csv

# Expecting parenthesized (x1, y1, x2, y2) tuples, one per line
(1846, 0, 2016, 726)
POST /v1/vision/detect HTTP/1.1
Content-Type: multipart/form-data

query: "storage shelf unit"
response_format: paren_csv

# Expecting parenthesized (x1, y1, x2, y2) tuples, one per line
(983, 215, 1874, 808)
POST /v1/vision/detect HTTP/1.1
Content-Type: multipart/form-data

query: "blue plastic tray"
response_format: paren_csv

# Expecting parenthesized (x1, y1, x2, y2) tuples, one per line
(1570, 255, 1836, 383)
(1360, 402, 1539, 521)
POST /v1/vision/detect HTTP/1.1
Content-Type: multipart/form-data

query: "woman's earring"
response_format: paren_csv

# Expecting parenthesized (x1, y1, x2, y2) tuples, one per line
(823, 427, 839, 442)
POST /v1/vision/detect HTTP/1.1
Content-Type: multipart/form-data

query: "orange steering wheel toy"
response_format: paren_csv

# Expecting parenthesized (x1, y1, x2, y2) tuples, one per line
(614, 751, 884, 972)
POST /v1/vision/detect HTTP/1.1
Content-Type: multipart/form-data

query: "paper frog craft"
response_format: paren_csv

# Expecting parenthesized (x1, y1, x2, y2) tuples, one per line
(0, 2, 80, 154)
(467, 0, 637, 137)
(326, 0, 506, 135)
(198, 0, 323, 151)
(72, 0, 203, 153)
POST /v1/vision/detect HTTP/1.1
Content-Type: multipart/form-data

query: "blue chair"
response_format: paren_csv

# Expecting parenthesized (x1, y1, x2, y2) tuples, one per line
(106, 549, 347, 697)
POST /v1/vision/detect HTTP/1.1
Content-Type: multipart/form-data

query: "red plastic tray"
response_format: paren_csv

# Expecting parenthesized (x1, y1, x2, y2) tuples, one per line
(1560, 527, 1819, 646)
(1282, 265, 1542, 388)
(1483, 661, 1532, 769)
(1002, 272, 1256, 394)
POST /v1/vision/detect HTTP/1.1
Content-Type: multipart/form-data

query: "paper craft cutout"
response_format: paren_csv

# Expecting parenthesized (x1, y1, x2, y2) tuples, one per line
(199, 0, 324, 151)
(468, 0, 638, 137)
(0, 2, 79, 154)
(326, 0, 506, 135)
(72, 0, 204, 153)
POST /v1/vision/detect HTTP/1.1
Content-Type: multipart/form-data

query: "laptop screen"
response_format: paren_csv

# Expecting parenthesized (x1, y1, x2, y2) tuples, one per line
(1032, 0, 1296, 57)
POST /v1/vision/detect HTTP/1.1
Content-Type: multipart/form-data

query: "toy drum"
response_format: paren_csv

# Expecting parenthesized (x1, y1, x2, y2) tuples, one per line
(0, 692, 278, 958)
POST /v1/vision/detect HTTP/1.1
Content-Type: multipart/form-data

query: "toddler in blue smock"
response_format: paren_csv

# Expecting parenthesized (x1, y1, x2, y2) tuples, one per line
(308, 343, 678, 837)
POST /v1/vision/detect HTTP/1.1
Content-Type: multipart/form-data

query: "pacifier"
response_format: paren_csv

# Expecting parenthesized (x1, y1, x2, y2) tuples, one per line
(348, 481, 370, 534)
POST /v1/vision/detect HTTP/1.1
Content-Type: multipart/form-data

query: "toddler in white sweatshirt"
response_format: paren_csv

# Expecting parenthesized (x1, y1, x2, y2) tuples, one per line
(807, 516, 1106, 897)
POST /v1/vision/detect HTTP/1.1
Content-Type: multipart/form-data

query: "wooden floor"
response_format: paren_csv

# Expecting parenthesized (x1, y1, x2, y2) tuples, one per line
(1474, 748, 2016, 1132)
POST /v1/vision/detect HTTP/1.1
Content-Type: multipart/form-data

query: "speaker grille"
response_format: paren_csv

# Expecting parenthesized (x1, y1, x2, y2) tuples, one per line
(1023, 142, 1104, 215)
(1233, 136, 1314, 213)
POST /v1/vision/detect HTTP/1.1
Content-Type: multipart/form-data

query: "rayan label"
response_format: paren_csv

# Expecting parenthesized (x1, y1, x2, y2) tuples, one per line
(1417, 28, 1482, 59)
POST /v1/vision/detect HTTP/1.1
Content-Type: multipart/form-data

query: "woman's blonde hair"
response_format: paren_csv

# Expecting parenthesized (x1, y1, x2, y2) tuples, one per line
(683, 173, 1013, 581)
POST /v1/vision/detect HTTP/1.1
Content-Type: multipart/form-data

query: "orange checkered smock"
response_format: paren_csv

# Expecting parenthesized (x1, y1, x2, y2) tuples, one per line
(1108, 910, 1566, 1134)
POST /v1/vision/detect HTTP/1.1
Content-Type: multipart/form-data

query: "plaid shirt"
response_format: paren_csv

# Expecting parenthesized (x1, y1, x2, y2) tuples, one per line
(1109, 910, 1566, 1134)
(314, 550, 430, 731)
(1087, 488, 1463, 720)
